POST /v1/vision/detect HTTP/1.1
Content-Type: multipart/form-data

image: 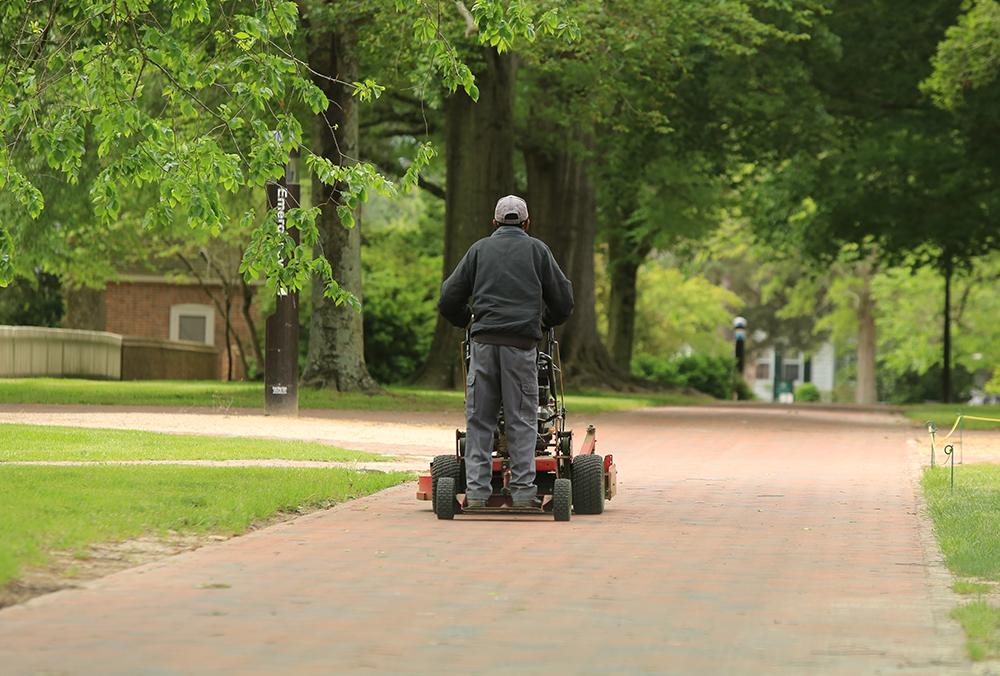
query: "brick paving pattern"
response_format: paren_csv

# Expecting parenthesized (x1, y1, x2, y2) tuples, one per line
(0, 405, 984, 675)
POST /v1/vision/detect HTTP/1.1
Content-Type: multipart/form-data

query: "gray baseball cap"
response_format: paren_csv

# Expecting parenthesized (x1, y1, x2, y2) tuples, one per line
(494, 195, 528, 225)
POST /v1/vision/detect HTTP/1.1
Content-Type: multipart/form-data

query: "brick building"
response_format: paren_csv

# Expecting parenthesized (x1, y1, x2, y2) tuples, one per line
(63, 247, 266, 381)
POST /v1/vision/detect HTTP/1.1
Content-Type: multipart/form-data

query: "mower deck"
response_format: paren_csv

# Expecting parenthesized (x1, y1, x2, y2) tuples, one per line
(460, 496, 553, 514)
(461, 505, 549, 514)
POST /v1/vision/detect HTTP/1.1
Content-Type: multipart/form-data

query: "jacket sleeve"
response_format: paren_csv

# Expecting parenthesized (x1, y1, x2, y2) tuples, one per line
(437, 250, 475, 328)
(540, 249, 574, 328)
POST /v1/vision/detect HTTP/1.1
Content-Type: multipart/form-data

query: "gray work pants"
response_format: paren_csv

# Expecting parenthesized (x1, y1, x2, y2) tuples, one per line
(464, 342, 538, 502)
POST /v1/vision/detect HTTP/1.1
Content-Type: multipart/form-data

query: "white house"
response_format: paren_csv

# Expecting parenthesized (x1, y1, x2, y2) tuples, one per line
(750, 342, 836, 402)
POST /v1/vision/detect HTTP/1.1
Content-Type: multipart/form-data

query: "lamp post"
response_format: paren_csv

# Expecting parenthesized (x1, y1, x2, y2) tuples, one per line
(733, 316, 747, 400)
(264, 146, 300, 417)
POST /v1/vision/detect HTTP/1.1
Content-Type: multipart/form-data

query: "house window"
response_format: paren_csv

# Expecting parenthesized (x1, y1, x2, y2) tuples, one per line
(755, 363, 770, 380)
(169, 304, 215, 345)
(783, 363, 800, 381)
(178, 315, 207, 342)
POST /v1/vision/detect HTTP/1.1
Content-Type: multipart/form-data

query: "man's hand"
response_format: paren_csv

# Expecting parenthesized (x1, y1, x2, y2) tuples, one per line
(462, 306, 474, 329)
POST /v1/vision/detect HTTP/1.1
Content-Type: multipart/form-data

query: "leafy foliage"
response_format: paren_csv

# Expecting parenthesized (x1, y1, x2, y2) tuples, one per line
(922, 0, 1000, 110)
(0, 271, 63, 327)
(359, 194, 442, 384)
(880, 362, 975, 404)
(0, 0, 562, 298)
(632, 352, 750, 400)
(392, 0, 579, 102)
(597, 255, 743, 358)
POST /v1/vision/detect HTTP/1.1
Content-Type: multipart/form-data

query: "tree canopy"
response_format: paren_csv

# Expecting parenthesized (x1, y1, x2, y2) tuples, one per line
(0, 0, 573, 295)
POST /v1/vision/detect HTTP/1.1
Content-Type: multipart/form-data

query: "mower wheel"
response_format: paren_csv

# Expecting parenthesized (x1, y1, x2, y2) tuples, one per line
(553, 478, 572, 521)
(571, 454, 605, 515)
(432, 454, 460, 515)
(436, 477, 456, 520)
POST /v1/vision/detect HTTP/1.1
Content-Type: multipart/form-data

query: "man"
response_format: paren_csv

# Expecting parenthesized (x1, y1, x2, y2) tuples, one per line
(438, 195, 574, 509)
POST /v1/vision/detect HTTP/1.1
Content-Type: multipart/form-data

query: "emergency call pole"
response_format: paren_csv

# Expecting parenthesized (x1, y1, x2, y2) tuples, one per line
(733, 316, 747, 400)
(264, 147, 300, 417)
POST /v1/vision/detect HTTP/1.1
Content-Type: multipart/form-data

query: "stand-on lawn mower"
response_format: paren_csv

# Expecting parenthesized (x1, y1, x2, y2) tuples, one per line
(416, 327, 617, 521)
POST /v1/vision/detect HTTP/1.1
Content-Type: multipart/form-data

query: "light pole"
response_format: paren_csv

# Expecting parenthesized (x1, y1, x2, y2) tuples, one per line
(264, 146, 300, 417)
(733, 316, 747, 400)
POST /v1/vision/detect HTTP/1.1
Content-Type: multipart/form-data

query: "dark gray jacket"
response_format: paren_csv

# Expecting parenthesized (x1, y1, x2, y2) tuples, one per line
(438, 226, 574, 341)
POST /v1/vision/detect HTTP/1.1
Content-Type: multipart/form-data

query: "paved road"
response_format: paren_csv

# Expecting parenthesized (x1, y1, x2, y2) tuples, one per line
(0, 405, 983, 675)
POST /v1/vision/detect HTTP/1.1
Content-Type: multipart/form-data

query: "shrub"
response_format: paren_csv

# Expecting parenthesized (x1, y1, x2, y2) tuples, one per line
(360, 200, 443, 384)
(878, 363, 974, 404)
(794, 382, 821, 402)
(0, 271, 63, 327)
(632, 352, 752, 400)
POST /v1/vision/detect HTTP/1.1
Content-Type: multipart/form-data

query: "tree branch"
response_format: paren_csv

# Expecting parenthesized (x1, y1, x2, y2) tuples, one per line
(454, 2, 479, 38)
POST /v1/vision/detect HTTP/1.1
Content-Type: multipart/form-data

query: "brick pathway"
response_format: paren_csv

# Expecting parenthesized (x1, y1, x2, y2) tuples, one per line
(0, 405, 981, 675)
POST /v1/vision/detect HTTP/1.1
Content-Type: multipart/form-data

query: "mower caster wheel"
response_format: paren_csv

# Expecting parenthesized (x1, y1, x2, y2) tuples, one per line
(432, 454, 461, 516)
(553, 478, 572, 522)
(436, 477, 457, 520)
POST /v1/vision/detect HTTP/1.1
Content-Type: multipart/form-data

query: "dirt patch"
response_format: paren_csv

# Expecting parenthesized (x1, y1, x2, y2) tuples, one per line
(0, 532, 220, 610)
(0, 502, 350, 610)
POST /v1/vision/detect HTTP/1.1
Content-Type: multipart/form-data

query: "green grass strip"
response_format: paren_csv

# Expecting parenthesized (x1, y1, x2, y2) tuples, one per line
(0, 378, 464, 411)
(0, 464, 409, 586)
(951, 600, 1000, 661)
(954, 580, 994, 596)
(0, 378, 706, 412)
(0, 424, 390, 463)
(922, 465, 1000, 579)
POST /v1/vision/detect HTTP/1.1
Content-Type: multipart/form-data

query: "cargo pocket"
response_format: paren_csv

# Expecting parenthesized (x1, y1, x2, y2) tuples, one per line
(465, 372, 476, 414)
(519, 377, 538, 425)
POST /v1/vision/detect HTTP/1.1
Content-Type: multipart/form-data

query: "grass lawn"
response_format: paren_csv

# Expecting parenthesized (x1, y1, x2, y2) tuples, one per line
(923, 464, 1000, 659)
(0, 377, 709, 413)
(901, 404, 1000, 431)
(0, 464, 408, 588)
(1, 424, 390, 463)
(0, 425, 410, 588)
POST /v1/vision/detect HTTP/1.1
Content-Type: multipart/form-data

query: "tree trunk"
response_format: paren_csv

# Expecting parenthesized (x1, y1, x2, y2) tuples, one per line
(606, 227, 652, 370)
(241, 277, 264, 378)
(855, 284, 878, 405)
(407, 48, 518, 389)
(301, 23, 380, 392)
(525, 139, 652, 392)
(942, 258, 953, 404)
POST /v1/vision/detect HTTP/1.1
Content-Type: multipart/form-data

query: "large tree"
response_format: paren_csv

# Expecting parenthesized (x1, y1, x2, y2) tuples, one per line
(0, 0, 399, 304)
(406, 46, 519, 389)
(746, 0, 1000, 403)
(0, 0, 563, 394)
(300, 13, 380, 391)
(514, 0, 828, 388)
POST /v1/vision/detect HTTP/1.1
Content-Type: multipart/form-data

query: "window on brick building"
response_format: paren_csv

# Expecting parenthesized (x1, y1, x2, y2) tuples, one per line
(178, 315, 207, 342)
(170, 304, 215, 345)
